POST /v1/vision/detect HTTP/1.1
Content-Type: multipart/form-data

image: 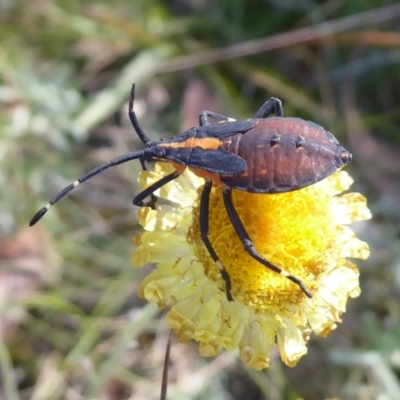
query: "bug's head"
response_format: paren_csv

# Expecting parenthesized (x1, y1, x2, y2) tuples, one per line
(145, 145, 167, 161)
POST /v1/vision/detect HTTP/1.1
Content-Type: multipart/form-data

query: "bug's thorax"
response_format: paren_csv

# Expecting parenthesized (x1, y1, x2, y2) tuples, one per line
(155, 128, 229, 185)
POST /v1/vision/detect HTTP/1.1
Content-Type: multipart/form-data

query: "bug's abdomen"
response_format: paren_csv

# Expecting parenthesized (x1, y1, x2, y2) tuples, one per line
(220, 117, 351, 193)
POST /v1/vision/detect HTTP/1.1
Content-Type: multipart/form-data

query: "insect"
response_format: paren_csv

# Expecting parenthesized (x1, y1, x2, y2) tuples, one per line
(30, 84, 352, 301)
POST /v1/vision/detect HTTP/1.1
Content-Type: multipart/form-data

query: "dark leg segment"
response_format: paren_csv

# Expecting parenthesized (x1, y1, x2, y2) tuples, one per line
(138, 157, 157, 207)
(139, 157, 147, 171)
(199, 181, 233, 301)
(133, 171, 181, 207)
(221, 187, 313, 298)
(199, 111, 235, 127)
(253, 97, 283, 119)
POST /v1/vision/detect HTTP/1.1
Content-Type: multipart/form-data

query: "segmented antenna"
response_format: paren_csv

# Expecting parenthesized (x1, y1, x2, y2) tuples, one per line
(29, 150, 146, 226)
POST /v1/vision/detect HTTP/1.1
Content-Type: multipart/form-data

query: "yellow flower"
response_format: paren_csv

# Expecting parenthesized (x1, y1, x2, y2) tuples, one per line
(132, 162, 371, 370)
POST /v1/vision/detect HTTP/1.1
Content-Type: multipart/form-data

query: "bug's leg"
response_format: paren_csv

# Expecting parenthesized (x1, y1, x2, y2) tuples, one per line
(221, 187, 313, 298)
(138, 157, 158, 207)
(199, 111, 234, 126)
(139, 157, 147, 171)
(133, 170, 181, 208)
(253, 97, 283, 119)
(129, 84, 154, 145)
(200, 181, 233, 301)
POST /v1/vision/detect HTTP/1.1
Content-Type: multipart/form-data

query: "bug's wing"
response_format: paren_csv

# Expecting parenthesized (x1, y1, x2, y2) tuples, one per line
(188, 147, 247, 175)
(197, 120, 255, 139)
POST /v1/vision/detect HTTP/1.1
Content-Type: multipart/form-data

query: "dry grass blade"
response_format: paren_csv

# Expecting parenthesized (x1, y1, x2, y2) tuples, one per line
(158, 4, 400, 73)
(160, 330, 173, 400)
(335, 30, 400, 47)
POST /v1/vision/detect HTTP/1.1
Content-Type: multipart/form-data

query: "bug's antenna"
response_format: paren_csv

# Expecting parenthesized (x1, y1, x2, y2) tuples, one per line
(29, 150, 146, 226)
(129, 84, 152, 145)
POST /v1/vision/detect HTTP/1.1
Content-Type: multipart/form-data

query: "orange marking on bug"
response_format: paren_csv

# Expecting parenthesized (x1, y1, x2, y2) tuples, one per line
(160, 137, 221, 151)
(169, 160, 225, 184)
(170, 162, 187, 173)
(188, 167, 225, 186)
(169, 160, 226, 186)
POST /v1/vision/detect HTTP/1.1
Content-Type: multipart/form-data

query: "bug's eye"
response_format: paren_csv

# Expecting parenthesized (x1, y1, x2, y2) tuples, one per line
(340, 151, 352, 164)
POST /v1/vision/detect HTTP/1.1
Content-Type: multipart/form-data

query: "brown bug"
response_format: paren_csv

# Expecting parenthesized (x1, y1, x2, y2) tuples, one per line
(30, 85, 352, 301)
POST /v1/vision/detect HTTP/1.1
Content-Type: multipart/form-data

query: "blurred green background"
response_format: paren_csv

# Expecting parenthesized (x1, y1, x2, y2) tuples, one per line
(1, 1, 400, 399)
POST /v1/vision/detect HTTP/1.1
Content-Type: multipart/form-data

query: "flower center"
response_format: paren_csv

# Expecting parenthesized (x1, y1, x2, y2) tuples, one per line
(188, 183, 335, 308)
